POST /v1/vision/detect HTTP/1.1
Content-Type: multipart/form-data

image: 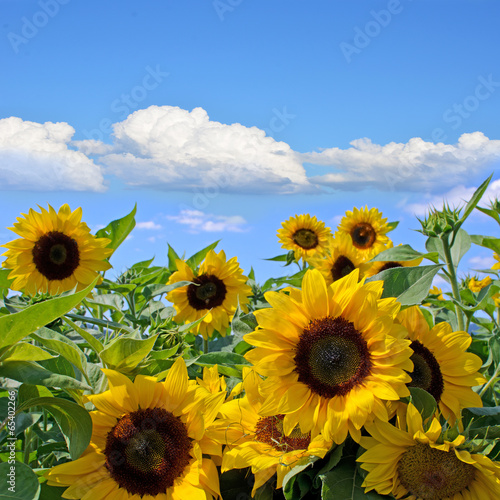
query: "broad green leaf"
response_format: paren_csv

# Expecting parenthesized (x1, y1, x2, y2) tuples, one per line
(142, 281, 193, 301)
(450, 229, 471, 267)
(38, 484, 65, 500)
(470, 235, 500, 254)
(386, 221, 399, 231)
(185, 240, 220, 270)
(30, 327, 89, 382)
(0, 342, 55, 362)
(62, 317, 104, 354)
(313, 444, 345, 488)
(16, 396, 92, 459)
(407, 387, 437, 423)
(0, 461, 40, 500)
(130, 257, 155, 269)
(95, 204, 137, 253)
(463, 406, 500, 429)
(282, 456, 319, 491)
(17, 384, 53, 408)
(100, 334, 158, 372)
(150, 344, 179, 360)
(194, 351, 251, 377)
(0, 361, 91, 391)
(96, 279, 136, 294)
(320, 456, 389, 500)
(0, 278, 98, 350)
(369, 244, 426, 262)
(426, 237, 445, 262)
(85, 293, 124, 312)
(366, 265, 443, 306)
(0, 269, 14, 295)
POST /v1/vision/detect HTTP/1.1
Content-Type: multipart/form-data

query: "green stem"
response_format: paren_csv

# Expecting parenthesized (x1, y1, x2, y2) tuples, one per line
(479, 362, 500, 397)
(203, 338, 209, 354)
(441, 236, 465, 332)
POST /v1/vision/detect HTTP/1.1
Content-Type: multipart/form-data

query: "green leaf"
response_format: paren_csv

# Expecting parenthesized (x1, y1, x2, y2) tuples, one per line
(185, 241, 220, 270)
(142, 281, 192, 301)
(62, 317, 104, 354)
(84, 294, 124, 312)
(456, 174, 492, 232)
(386, 221, 399, 232)
(463, 406, 500, 429)
(0, 269, 14, 294)
(282, 456, 319, 492)
(366, 265, 443, 306)
(470, 235, 500, 254)
(0, 278, 98, 350)
(167, 244, 181, 271)
(313, 444, 345, 488)
(194, 352, 251, 377)
(369, 244, 423, 262)
(30, 327, 89, 382)
(95, 204, 137, 254)
(0, 461, 40, 500)
(16, 396, 92, 459)
(407, 387, 438, 423)
(100, 334, 158, 372)
(0, 361, 91, 391)
(65, 313, 135, 334)
(450, 229, 471, 267)
(476, 206, 500, 225)
(320, 455, 388, 499)
(0, 342, 55, 362)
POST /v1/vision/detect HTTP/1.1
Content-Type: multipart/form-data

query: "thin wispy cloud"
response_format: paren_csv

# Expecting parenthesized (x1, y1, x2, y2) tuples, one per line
(136, 221, 162, 230)
(166, 209, 249, 233)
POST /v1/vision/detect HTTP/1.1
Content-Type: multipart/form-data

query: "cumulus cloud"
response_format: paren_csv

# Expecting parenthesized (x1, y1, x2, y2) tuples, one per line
(406, 179, 500, 216)
(95, 105, 314, 194)
(166, 209, 249, 233)
(0, 117, 106, 191)
(304, 132, 500, 192)
(469, 255, 496, 269)
(136, 221, 162, 230)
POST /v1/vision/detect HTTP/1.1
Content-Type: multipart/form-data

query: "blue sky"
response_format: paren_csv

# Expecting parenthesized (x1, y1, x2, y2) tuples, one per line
(1, 0, 499, 283)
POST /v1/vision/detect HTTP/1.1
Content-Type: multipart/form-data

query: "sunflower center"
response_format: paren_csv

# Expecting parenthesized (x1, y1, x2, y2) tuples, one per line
(294, 317, 372, 398)
(32, 231, 80, 281)
(293, 229, 319, 250)
(104, 407, 192, 496)
(408, 340, 444, 403)
(255, 414, 311, 453)
(331, 255, 356, 281)
(350, 223, 376, 250)
(379, 262, 403, 272)
(397, 443, 476, 499)
(187, 274, 227, 310)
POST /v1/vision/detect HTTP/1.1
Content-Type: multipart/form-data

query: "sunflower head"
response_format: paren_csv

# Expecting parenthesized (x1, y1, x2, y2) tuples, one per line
(166, 249, 252, 340)
(307, 232, 373, 285)
(45, 357, 225, 500)
(395, 306, 485, 423)
(277, 214, 332, 262)
(468, 275, 492, 292)
(337, 206, 391, 257)
(358, 402, 500, 500)
(1, 204, 112, 295)
(244, 268, 414, 444)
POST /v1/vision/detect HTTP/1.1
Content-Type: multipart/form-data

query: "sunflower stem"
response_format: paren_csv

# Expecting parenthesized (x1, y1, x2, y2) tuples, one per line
(203, 338, 209, 354)
(441, 235, 465, 332)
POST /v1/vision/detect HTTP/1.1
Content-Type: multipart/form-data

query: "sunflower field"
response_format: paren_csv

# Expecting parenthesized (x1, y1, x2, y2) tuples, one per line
(1, 176, 500, 500)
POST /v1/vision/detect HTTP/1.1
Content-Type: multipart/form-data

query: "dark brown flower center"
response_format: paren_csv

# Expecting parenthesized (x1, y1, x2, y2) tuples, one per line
(293, 229, 319, 250)
(294, 317, 372, 398)
(397, 443, 476, 499)
(255, 414, 311, 453)
(408, 340, 444, 403)
(379, 262, 403, 272)
(331, 255, 356, 281)
(186, 274, 227, 310)
(32, 231, 80, 281)
(104, 407, 192, 496)
(350, 223, 376, 250)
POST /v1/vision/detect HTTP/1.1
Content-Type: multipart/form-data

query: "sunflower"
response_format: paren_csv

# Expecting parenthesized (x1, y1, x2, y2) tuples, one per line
(208, 367, 332, 495)
(366, 242, 423, 277)
(277, 214, 332, 262)
(428, 286, 445, 301)
(468, 276, 492, 292)
(358, 402, 500, 499)
(307, 232, 373, 285)
(492, 253, 500, 270)
(167, 250, 252, 340)
(337, 206, 391, 257)
(244, 268, 413, 444)
(45, 357, 225, 500)
(395, 306, 485, 423)
(1, 204, 112, 295)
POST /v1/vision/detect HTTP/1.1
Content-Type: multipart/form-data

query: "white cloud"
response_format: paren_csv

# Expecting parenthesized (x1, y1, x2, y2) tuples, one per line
(136, 221, 162, 230)
(406, 179, 500, 216)
(0, 117, 106, 191)
(166, 209, 249, 233)
(96, 105, 314, 194)
(469, 255, 496, 269)
(304, 132, 500, 192)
